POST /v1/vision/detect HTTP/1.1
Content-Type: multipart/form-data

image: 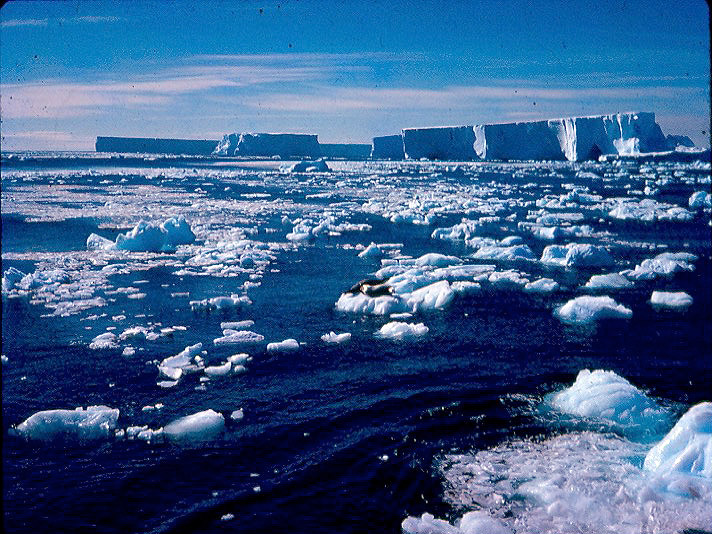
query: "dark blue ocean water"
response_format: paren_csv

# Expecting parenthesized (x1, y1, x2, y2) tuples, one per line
(2, 154, 711, 533)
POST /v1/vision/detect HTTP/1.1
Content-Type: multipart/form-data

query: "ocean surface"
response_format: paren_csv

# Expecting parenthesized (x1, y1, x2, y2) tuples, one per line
(2, 152, 711, 533)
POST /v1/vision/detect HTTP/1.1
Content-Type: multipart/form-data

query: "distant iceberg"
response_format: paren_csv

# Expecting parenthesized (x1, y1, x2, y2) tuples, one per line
(213, 132, 321, 159)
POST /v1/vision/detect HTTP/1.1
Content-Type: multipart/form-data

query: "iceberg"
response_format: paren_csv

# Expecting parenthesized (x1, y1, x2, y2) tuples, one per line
(89, 332, 118, 350)
(547, 369, 670, 438)
(12, 406, 120, 441)
(474, 119, 565, 161)
(523, 277, 559, 293)
(370, 134, 405, 159)
(644, 402, 712, 478)
(583, 273, 633, 290)
(622, 252, 696, 281)
(321, 331, 351, 344)
(163, 409, 225, 441)
(288, 158, 330, 173)
(95, 136, 217, 155)
(650, 291, 693, 310)
(689, 191, 711, 211)
(555, 295, 632, 324)
(406, 280, 455, 312)
(2, 266, 25, 293)
(402, 126, 477, 160)
(213, 132, 321, 158)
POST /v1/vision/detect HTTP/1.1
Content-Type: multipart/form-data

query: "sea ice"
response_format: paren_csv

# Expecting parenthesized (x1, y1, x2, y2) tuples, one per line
(689, 191, 711, 210)
(583, 273, 633, 290)
(190, 294, 251, 311)
(523, 278, 559, 293)
(401, 511, 512, 534)
(335, 292, 404, 315)
(289, 158, 330, 173)
(266, 339, 300, 352)
(204, 361, 232, 377)
(2, 267, 26, 293)
(555, 295, 632, 324)
(213, 330, 265, 345)
(471, 245, 535, 262)
(12, 405, 120, 441)
(406, 280, 455, 312)
(547, 369, 670, 438)
(650, 291, 693, 310)
(88, 216, 195, 253)
(622, 252, 696, 281)
(541, 243, 614, 268)
(163, 409, 225, 441)
(321, 331, 352, 344)
(376, 321, 429, 339)
(221, 320, 255, 330)
(89, 332, 118, 349)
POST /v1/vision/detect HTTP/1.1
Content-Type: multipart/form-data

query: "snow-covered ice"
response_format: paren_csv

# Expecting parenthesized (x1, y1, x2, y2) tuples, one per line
(555, 296, 632, 324)
(376, 321, 429, 340)
(12, 406, 120, 441)
(650, 291, 694, 310)
(163, 409, 225, 441)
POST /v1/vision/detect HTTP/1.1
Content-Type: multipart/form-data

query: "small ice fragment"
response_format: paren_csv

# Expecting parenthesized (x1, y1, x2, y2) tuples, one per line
(204, 361, 232, 377)
(230, 409, 244, 421)
(89, 332, 118, 349)
(12, 406, 120, 441)
(321, 331, 352, 344)
(376, 321, 429, 340)
(524, 278, 559, 293)
(221, 514, 234, 521)
(555, 296, 632, 324)
(266, 339, 300, 352)
(163, 409, 225, 441)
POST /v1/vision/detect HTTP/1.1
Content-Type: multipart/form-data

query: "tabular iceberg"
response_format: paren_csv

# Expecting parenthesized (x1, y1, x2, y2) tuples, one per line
(213, 132, 321, 158)
(370, 134, 405, 159)
(402, 126, 477, 160)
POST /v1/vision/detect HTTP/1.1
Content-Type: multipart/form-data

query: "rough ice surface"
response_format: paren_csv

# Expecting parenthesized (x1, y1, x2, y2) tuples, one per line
(689, 190, 711, 210)
(321, 331, 351, 344)
(376, 321, 429, 340)
(12, 406, 120, 441)
(650, 290, 694, 310)
(402, 511, 513, 534)
(555, 296, 632, 324)
(89, 332, 118, 350)
(433, 430, 712, 534)
(288, 159, 330, 173)
(547, 369, 670, 439)
(583, 273, 633, 290)
(190, 294, 251, 311)
(471, 245, 535, 262)
(644, 402, 712, 478)
(266, 339, 300, 352)
(163, 409, 225, 441)
(541, 243, 614, 268)
(622, 252, 696, 281)
(213, 330, 265, 345)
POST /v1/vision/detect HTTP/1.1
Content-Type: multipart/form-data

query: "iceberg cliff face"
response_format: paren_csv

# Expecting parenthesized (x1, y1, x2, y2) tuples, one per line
(371, 134, 405, 159)
(402, 126, 477, 160)
(213, 132, 321, 158)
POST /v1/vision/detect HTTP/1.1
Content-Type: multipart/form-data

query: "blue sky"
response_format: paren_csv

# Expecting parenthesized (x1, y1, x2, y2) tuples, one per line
(1, 0, 709, 150)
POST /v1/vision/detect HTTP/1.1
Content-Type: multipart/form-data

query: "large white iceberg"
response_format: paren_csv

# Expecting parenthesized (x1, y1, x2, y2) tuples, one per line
(163, 409, 225, 441)
(555, 295, 632, 324)
(547, 369, 670, 438)
(12, 406, 120, 441)
(644, 402, 712, 478)
(213, 132, 320, 158)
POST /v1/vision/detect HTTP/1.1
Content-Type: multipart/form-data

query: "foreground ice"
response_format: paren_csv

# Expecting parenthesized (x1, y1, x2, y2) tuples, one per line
(644, 402, 712, 479)
(555, 296, 632, 324)
(163, 409, 225, 441)
(266, 339, 300, 352)
(547, 369, 670, 439)
(424, 430, 712, 534)
(402, 511, 511, 534)
(583, 273, 633, 290)
(321, 331, 352, 344)
(650, 290, 694, 310)
(622, 252, 697, 281)
(12, 406, 120, 441)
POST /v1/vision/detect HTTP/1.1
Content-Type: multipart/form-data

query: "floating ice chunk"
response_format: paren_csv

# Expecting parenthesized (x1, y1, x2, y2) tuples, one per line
(376, 321, 428, 339)
(358, 242, 384, 258)
(160, 343, 203, 369)
(213, 330, 265, 345)
(335, 292, 404, 315)
(472, 244, 535, 261)
(157, 380, 179, 388)
(584, 273, 633, 290)
(2, 267, 25, 293)
(689, 191, 711, 210)
(227, 353, 250, 365)
(266, 339, 300, 352)
(122, 347, 136, 356)
(524, 278, 559, 293)
(547, 369, 670, 438)
(204, 361, 232, 377)
(457, 512, 513, 534)
(89, 332, 118, 349)
(190, 294, 251, 311)
(321, 331, 352, 344)
(86, 233, 116, 251)
(555, 296, 632, 324)
(622, 252, 696, 281)
(12, 405, 120, 441)
(451, 281, 481, 295)
(288, 158, 330, 172)
(221, 320, 254, 330)
(406, 280, 454, 312)
(541, 243, 614, 268)
(159, 366, 183, 381)
(415, 253, 462, 268)
(487, 270, 529, 289)
(230, 409, 244, 421)
(644, 402, 712, 477)
(221, 513, 235, 521)
(650, 291, 693, 310)
(163, 409, 225, 441)
(160, 216, 197, 247)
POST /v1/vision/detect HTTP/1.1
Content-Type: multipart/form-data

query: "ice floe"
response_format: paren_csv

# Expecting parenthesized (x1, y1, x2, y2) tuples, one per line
(321, 331, 352, 344)
(555, 296, 632, 324)
(621, 251, 696, 281)
(650, 290, 694, 310)
(523, 278, 559, 293)
(583, 272, 633, 290)
(376, 321, 429, 340)
(11, 406, 120, 441)
(163, 409, 225, 442)
(541, 243, 614, 268)
(87, 216, 195, 253)
(266, 339, 300, 352)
